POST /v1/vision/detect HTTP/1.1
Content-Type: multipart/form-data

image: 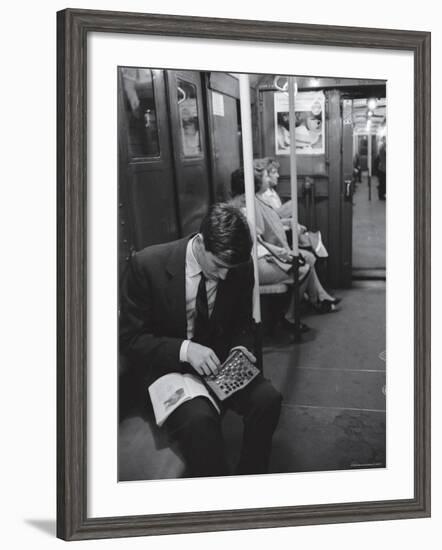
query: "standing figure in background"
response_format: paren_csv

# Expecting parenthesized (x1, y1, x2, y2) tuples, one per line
(376, 136, 386, 200)
(353, 152, 362, 183)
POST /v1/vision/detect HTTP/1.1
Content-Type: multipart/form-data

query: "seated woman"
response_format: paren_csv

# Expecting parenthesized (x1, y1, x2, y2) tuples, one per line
(255, 157, 301, 226)
(230, 167, 339, 320)
(255, 157, 330, 257)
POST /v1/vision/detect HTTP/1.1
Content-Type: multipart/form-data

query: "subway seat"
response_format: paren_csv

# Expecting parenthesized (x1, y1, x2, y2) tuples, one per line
(118, 414, 186, 481)
(259, 283, 289, 294)
(118, 355, 186, 481)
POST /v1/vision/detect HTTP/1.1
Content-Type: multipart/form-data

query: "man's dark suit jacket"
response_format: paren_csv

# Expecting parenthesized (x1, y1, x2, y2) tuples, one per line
(119, 235, 255, 387)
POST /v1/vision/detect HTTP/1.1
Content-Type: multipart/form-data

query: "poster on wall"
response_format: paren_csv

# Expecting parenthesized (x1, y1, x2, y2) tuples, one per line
(275, 90, 325, 155)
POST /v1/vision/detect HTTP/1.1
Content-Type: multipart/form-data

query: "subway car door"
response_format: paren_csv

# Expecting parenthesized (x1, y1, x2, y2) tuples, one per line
(166, 70, 212, 236)
(118, 67, 180, 261)
(323, 92, 355, 288)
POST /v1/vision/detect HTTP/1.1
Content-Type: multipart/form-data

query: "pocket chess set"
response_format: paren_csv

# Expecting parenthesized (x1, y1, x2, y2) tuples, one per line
(204, 349, 260, 400)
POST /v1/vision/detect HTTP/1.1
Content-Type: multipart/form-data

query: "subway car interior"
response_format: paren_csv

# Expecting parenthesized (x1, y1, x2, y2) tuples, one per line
(118, 68, 387, 480)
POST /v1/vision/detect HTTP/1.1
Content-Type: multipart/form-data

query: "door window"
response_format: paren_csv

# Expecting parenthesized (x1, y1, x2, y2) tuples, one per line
(120, 67, 160, 158)
(177, 79, 202, 157)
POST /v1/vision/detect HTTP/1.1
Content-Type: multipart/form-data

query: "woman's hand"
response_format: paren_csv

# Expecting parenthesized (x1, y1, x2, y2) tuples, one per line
(276, 247, 293, 263)
(297, 223, 307, 234)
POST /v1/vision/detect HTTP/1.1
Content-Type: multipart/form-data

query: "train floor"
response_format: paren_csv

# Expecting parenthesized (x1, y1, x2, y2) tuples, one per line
(352, 173, 386, 276)
(222, 280, 386, 474)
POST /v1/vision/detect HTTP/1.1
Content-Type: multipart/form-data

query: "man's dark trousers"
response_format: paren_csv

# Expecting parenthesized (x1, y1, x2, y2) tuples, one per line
(165, 376, 282, 477)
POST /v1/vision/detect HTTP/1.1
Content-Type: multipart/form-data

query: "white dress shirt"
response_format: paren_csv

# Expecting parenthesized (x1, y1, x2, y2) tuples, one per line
(179, 235, 218, 362)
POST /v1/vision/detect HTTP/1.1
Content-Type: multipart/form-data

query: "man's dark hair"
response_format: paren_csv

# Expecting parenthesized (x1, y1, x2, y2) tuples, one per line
(230, 168, 262, 197)
(200, 202, 252, 265)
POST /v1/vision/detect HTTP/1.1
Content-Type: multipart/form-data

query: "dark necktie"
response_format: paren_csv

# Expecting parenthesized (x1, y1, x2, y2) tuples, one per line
(193, 272, 210, 343)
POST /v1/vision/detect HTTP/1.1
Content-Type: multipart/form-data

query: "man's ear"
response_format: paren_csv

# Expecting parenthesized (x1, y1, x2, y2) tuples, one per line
(194, 233, 206, 260)
(197, 233, 205, 250)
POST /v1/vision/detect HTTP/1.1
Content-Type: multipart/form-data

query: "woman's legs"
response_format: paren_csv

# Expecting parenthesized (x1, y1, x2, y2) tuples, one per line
(303, 266, 335, 304)
(258, 258, 296, 325)
(299, 250, 335, 304)
(257, 256, 338, 325)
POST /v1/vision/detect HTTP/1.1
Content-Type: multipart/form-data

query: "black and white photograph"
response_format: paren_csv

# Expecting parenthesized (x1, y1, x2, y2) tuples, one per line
(2, 0, 438, 545)
(117, 68, 388, 482)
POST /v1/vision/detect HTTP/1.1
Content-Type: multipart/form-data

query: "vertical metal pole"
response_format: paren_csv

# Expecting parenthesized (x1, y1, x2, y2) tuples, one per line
(288, 77, 301, 341)
(238, 74, 263, 364)
(367, 131, 372, 201)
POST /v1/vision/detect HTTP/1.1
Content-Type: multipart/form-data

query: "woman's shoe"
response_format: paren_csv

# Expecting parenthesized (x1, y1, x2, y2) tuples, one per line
(315, 299, 340, 314)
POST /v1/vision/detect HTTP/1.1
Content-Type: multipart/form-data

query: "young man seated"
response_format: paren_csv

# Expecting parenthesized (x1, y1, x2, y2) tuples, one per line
(119, 203, 282, 478)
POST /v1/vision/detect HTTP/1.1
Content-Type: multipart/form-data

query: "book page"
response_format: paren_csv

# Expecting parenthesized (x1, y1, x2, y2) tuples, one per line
(183, 374, 220, 415)
(148, 373, 220, 427)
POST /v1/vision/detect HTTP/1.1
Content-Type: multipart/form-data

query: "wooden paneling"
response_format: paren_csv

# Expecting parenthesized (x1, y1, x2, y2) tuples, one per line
(128, 164, 179, 248)
(175, 162, 210, 235)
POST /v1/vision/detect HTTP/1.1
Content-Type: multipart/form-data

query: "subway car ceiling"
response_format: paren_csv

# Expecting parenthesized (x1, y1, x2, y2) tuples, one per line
(118, 69, 386, 288)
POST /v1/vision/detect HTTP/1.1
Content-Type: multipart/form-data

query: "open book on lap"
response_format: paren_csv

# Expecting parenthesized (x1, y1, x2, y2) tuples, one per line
(148, 373, 220, 427)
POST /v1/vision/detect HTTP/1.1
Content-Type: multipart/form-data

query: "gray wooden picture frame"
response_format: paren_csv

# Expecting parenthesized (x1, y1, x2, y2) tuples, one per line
(57, 8, 431, 541)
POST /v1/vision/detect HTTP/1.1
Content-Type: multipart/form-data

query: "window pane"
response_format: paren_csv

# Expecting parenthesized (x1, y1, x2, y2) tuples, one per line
(120, 68, 160, 158)
(177, 79, 202, 157)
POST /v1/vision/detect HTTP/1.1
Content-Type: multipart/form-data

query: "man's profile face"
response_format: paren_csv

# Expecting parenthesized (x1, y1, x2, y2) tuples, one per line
(200, 250, 231, 281)
(194, 234, 238, 281)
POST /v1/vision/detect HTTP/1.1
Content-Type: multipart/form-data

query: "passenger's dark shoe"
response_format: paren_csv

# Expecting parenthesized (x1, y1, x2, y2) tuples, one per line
(300, 322, 312, 332)
(330, 296, 342, 305)
(282, 318, 311, 332)
(315, 300, 340, 314)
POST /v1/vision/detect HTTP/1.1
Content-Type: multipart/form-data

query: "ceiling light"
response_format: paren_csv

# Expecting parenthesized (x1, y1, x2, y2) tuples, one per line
(367, 98, 377, 111)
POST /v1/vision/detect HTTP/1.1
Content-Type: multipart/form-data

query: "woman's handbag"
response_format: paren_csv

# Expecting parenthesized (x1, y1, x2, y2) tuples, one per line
(298, 230, 328, 258)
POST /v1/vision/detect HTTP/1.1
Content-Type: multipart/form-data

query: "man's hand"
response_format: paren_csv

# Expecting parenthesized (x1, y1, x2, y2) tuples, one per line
(187, 342, 221, 376)
(230, 346, 257, 364)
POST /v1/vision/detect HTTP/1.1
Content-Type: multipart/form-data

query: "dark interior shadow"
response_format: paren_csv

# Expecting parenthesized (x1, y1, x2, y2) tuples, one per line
(25, 519, 56, 536)
(119, 364, 171, 450)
